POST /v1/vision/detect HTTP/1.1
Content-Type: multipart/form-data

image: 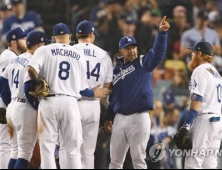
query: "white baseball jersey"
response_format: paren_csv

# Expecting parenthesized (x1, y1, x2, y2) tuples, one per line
(189, 63, 222, 115)
(0, 49, 16, 169)
(0, 49, 18, 75)
(1, 53, 31, 99)
(73, 43, 113, 88)
(28, 43, 88, 98)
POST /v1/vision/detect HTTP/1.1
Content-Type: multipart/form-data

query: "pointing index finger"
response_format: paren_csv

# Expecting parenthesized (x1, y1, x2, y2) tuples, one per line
(161, 16, 167, 25)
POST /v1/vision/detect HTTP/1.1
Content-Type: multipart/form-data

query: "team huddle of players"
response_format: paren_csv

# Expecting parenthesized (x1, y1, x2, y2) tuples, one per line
(0, 20, 113, 169)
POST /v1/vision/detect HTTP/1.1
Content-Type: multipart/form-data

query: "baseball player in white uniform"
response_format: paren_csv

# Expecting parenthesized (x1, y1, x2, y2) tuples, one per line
(26, 23, 109, 169)
(179, 42, 222, 169)
(0, 31, 48, 169)
(59, 20, 113, 169)
(0, 27, 27, 169)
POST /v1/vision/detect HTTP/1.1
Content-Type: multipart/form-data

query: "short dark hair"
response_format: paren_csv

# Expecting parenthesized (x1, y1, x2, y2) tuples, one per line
(7, 43, 12, 47)
(7, 40, 17, 48)
(76, 33, 90, 40)
(27, 45, 33, 50)
(27, 43, 41, 50)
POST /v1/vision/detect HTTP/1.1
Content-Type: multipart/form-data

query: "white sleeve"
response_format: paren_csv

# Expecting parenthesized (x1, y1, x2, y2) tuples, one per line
(28, 47, 45, 74)
(190, 69, 208, 97)
(80, 58, 89, 91)
(1, 66, 9, 80)
(104, 55, 113, 83)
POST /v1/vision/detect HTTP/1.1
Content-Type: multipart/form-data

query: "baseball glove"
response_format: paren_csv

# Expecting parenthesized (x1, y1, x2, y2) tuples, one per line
(29, 79, 50, 98)
(0, 108, 7, 124)
(173, 127, 192, 150)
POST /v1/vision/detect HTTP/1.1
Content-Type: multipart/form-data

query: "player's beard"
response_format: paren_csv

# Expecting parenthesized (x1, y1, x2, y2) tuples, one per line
(17, 42, 27, 53)
(188, 56, 199, 71)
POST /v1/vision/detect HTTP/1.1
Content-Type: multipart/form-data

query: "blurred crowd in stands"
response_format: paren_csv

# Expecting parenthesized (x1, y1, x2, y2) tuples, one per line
(1, 0, 222, 169)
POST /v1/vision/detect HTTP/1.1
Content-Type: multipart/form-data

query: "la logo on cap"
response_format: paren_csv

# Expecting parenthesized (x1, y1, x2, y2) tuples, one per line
(12, 35, 16, 39)
(92, 28, 95, 31)
(127, 37, 132, 42)
(41, 37, 44, 41)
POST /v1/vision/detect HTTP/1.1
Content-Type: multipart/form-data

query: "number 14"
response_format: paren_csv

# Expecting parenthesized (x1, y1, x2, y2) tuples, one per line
(87, 61, 101, 82)
(12, 69, 20, 88)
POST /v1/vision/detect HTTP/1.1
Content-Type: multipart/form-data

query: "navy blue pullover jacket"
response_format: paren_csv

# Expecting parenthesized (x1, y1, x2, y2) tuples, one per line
(105, 32, 168, 121)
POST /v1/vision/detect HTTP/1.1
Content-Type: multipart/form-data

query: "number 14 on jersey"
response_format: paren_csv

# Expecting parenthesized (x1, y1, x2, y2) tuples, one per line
(87, 61, 101, 82)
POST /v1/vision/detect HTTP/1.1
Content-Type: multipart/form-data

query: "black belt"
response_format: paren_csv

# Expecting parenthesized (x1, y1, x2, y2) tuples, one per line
(199, 112, 218, 116)
(47, 94, 74, 98)
(208, 112, 215, 115)
(119, 111, 148, 116)
(13, 98, 27, 103)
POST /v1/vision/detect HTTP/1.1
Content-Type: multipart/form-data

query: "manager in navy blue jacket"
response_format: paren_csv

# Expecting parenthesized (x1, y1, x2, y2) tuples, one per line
(104, 16, 170, 169)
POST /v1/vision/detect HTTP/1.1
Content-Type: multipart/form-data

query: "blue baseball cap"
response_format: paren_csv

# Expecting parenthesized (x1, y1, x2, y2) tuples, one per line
(6, 27, 27, 43)
(119, 36, 138, 49)
(76, 20, 99, 36)
(11, 0, 23, 5)
(26, 31, 50, 46)
(163, 90, 175, 105)
(188, 41, 214, 56)
(125, 16, 137, 25)
(197, 9, 208, 21)
(53, 23, 71, 36)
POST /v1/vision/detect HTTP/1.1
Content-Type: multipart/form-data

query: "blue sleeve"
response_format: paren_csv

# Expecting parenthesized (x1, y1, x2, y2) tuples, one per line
(178, 110, 189, 129)
(0, 77, 11, 106)
(1, 86, 11, 106)
(183, 109, 198, 127)
(80, 88, 94, 97)
(0, 77, 8, 94)
(142, 32, 168, 72)
(28, 11, 42, 27)
(24, 81, 39, 111)
(2, 19, 12, 35)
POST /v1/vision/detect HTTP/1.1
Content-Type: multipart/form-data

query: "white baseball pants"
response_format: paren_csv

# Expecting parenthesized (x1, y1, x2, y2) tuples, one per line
(59, 99, 100, 169)
(185, 114, 222, 169)
(109, 112, 151, 169)
(7, 100, 37, 161)
(38, 96, 82, 169)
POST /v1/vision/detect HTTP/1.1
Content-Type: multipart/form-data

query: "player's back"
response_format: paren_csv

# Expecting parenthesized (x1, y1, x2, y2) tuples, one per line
(2, 53, 31, 99)
(0, 49, 17, 75)
(30, 43, 88, 98)
(74, 43, 113, 88)
(190, 63, 222, 114)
